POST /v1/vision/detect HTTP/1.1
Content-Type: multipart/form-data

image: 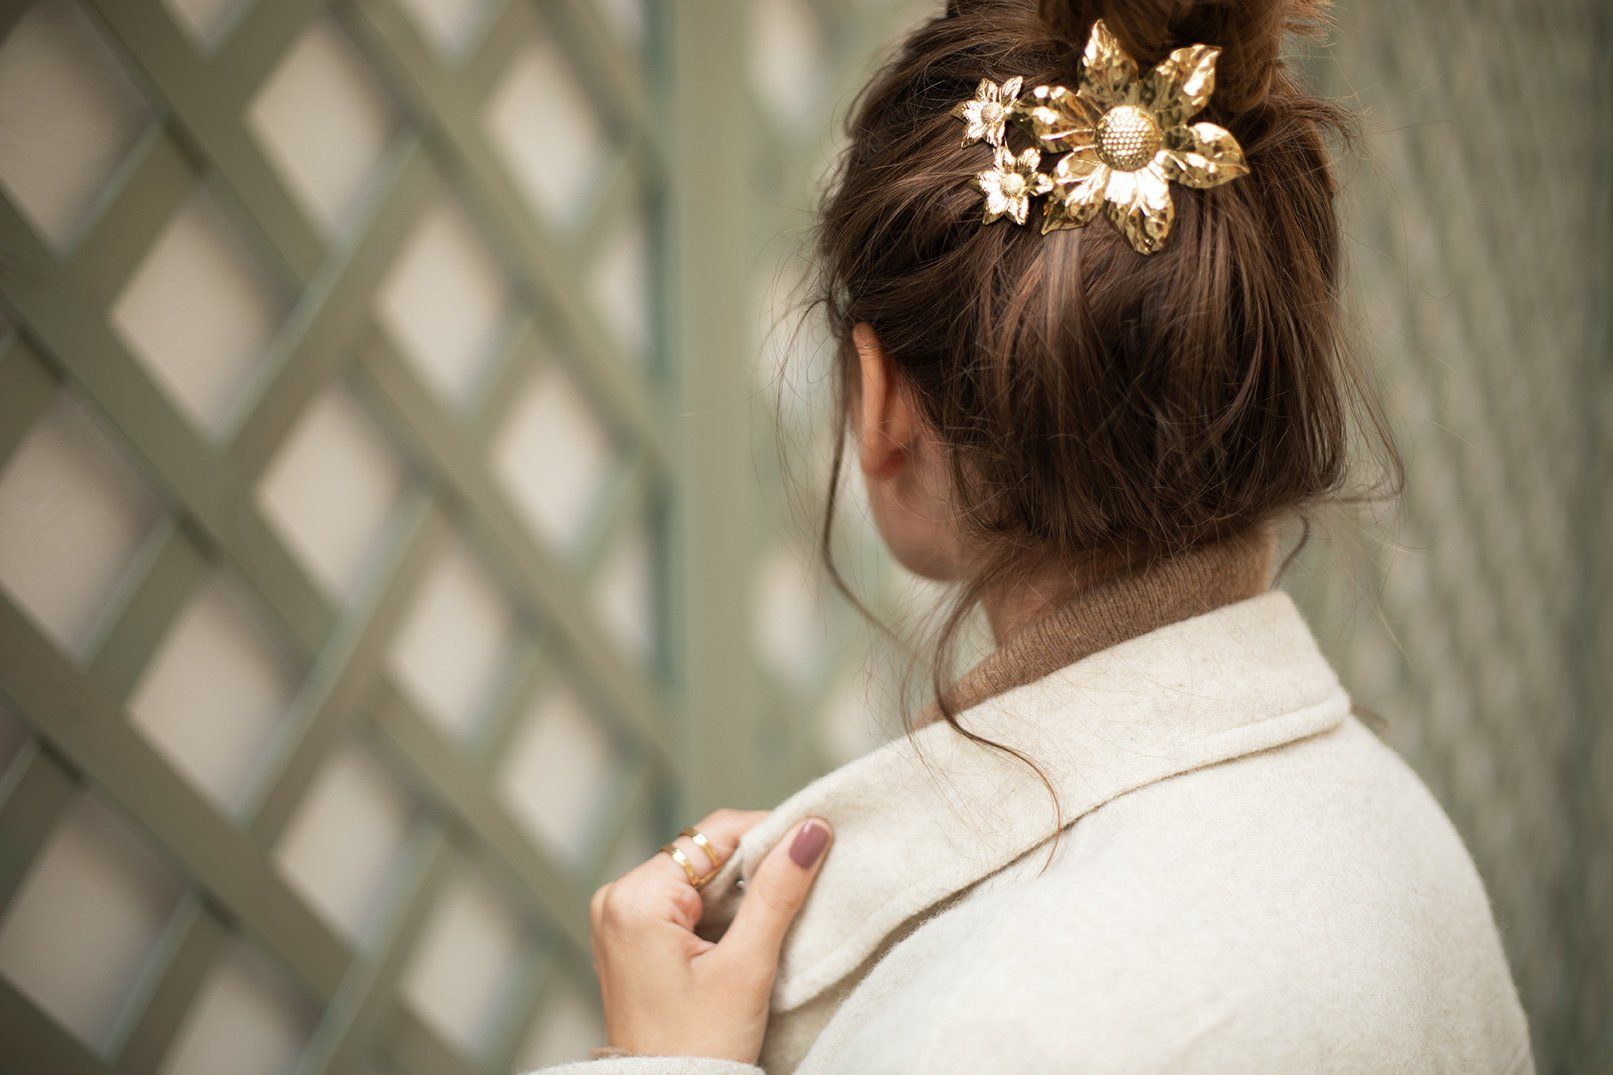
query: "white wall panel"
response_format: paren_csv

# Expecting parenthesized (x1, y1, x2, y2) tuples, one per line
(0, 0, 150, 248)
(274, 743, 414, 944)
(0, 793, 182, 1050)
(0, 392, 160, 657)
(246, 16, 396, 235)
(111, 185, 286, 437)
(257, 386, 410, 602)
(128, 574, 299, 812)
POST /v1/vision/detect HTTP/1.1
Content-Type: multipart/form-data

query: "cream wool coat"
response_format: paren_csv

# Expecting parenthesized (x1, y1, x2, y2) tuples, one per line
(540, 591, 1532, 1073)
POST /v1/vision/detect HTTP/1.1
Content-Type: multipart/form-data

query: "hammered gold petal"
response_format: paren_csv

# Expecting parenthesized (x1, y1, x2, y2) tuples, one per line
(1042, 193, 1100, 234)
(957, 100, 989, 144)
(1042, 159, 1108, 234)
(1103, 200, 1153, 254)
(1142, 45, 1219, 129)
(1102, 166, 1174, 254)
(1001, 75, 1024, 101)
(1007, 193, 1030, 226)
(1080, 19, 1138, 109)
(1159, 122, 1248, 188)
(1064, 157, 1109, 199)
(1039, 201, 1064, 235)
(1103, 167, 1139, 210)
(1013, 84, 1104, 153)
(983, 189, 1009, 224)
(1055, 146, 1105, 178)
(1137, 162, 1173, 213)
(1137, 170, 1175, 252)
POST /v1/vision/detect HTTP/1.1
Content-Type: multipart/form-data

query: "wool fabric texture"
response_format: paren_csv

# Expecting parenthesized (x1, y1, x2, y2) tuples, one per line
(537, 535, 1531, 1074)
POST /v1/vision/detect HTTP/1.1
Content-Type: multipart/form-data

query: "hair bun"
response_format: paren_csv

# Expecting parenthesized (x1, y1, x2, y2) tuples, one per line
(1034, 0, 1329, 113)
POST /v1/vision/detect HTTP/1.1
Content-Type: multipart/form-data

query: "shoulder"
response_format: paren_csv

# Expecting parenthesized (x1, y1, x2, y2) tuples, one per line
(847, 718, 1531, 1072)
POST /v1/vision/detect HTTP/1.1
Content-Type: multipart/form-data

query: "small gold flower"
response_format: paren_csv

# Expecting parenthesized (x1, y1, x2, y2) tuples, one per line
(951, 76, 1024, 147)
(976, 145, 1054, 225)
(1013, 19, 1248, 253)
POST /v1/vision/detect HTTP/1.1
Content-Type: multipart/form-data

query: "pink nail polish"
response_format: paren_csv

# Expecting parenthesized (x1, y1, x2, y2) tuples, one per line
(789, 821, 829, 867)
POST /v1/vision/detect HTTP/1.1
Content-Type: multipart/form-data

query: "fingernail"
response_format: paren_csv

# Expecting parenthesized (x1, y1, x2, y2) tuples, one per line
(789, 820, 830, 868)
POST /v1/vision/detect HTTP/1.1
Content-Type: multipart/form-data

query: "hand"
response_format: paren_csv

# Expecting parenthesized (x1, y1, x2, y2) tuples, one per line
(589, 809, 834, 1063)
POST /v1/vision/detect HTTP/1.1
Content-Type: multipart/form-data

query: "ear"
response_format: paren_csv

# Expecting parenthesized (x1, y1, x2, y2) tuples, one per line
(853, 323, 917, 479)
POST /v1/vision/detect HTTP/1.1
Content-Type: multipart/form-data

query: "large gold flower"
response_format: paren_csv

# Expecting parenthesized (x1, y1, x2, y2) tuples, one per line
(1011, 20, 1248, 253)
(952, 76, 1024, 146)
(976, 144, 1053, 225)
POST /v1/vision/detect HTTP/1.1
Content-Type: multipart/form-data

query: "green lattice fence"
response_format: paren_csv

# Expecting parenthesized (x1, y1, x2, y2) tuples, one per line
(0, 0, 687, 1069)
(0, 1, 934, 1071)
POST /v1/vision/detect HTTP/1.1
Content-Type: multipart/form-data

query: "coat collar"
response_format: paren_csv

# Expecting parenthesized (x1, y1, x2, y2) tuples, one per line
(697, 587, 1351, 1013)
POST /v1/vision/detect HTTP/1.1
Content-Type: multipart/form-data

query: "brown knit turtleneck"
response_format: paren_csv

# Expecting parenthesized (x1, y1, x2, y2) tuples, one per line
(916, 524, 1279, 726)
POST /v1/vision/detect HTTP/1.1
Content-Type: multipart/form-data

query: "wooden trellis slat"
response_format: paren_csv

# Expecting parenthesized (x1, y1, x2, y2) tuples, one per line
(371, 695, 598, 959)
(0, 205, 340, 650)
(0, 341, 56, 465)
(64, 129, 189, 305)
(0, 976, 106, 1074)
(294, 825, 452, 1075)
(223, 135, 435, 475)
(84, 0, 326, 282)
(0, 746, 77, 914)
(351, 338, 675, 763)
(209, 0, 329, 106)
(84, 522, 210, 702)
(0, 600, 354, 999)
(344, 0, 670, 460)
(110, 899, 229, 1074)
(241, 491, 444, 841)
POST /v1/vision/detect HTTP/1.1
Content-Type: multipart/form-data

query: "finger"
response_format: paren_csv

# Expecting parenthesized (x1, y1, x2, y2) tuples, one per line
(714, 818, 832, 966)
(597, 809, 769, 944)
(651, 807, 767, 886)
(594, 868, 707, 938)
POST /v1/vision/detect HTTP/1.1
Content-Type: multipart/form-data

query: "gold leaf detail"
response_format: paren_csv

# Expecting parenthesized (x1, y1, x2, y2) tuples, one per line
(1042, 154, 1108, 234)
(1013, 84, 1103, 154)
(1103, 164, 1176, 255)
(1158, 122, 1248, 188)
(1142, 45, 1220, 129)
(1080, 19, 1138, 109)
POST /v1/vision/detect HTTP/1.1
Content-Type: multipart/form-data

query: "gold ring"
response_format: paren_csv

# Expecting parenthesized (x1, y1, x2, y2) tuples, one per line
(660, 843, 702, 886)
(681, 827, 725, 872)
(659, 828, 724, 890)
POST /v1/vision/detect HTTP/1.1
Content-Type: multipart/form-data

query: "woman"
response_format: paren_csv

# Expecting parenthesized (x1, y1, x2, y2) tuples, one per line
(538, 0, 1531, 1070)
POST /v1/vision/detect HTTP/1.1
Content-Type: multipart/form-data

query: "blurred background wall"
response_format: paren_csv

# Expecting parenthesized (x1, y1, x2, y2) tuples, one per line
(0, 1, 1605, 1074)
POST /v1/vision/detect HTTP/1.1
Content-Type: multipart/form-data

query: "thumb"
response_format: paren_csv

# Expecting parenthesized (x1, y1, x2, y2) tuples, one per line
(717, 819, 833, 966)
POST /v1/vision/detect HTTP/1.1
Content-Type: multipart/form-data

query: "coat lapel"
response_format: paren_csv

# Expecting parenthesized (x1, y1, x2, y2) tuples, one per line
(696, 590, 1351, 1013)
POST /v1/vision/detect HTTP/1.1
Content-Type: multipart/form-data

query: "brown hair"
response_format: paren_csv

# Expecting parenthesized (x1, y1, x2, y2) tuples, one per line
(808, 0, 1401, 748)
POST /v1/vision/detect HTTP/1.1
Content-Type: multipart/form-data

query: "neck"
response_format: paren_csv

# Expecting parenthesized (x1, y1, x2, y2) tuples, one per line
(979, 549, 1129, 643)
(925, 523, 1280, 724)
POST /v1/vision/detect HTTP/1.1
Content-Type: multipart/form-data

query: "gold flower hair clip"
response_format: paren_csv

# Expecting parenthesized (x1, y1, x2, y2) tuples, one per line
(951, 19, 1248, 254)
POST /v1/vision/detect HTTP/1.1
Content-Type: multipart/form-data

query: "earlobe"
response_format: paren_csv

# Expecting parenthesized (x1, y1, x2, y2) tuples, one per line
(853, 323, 912, 479)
